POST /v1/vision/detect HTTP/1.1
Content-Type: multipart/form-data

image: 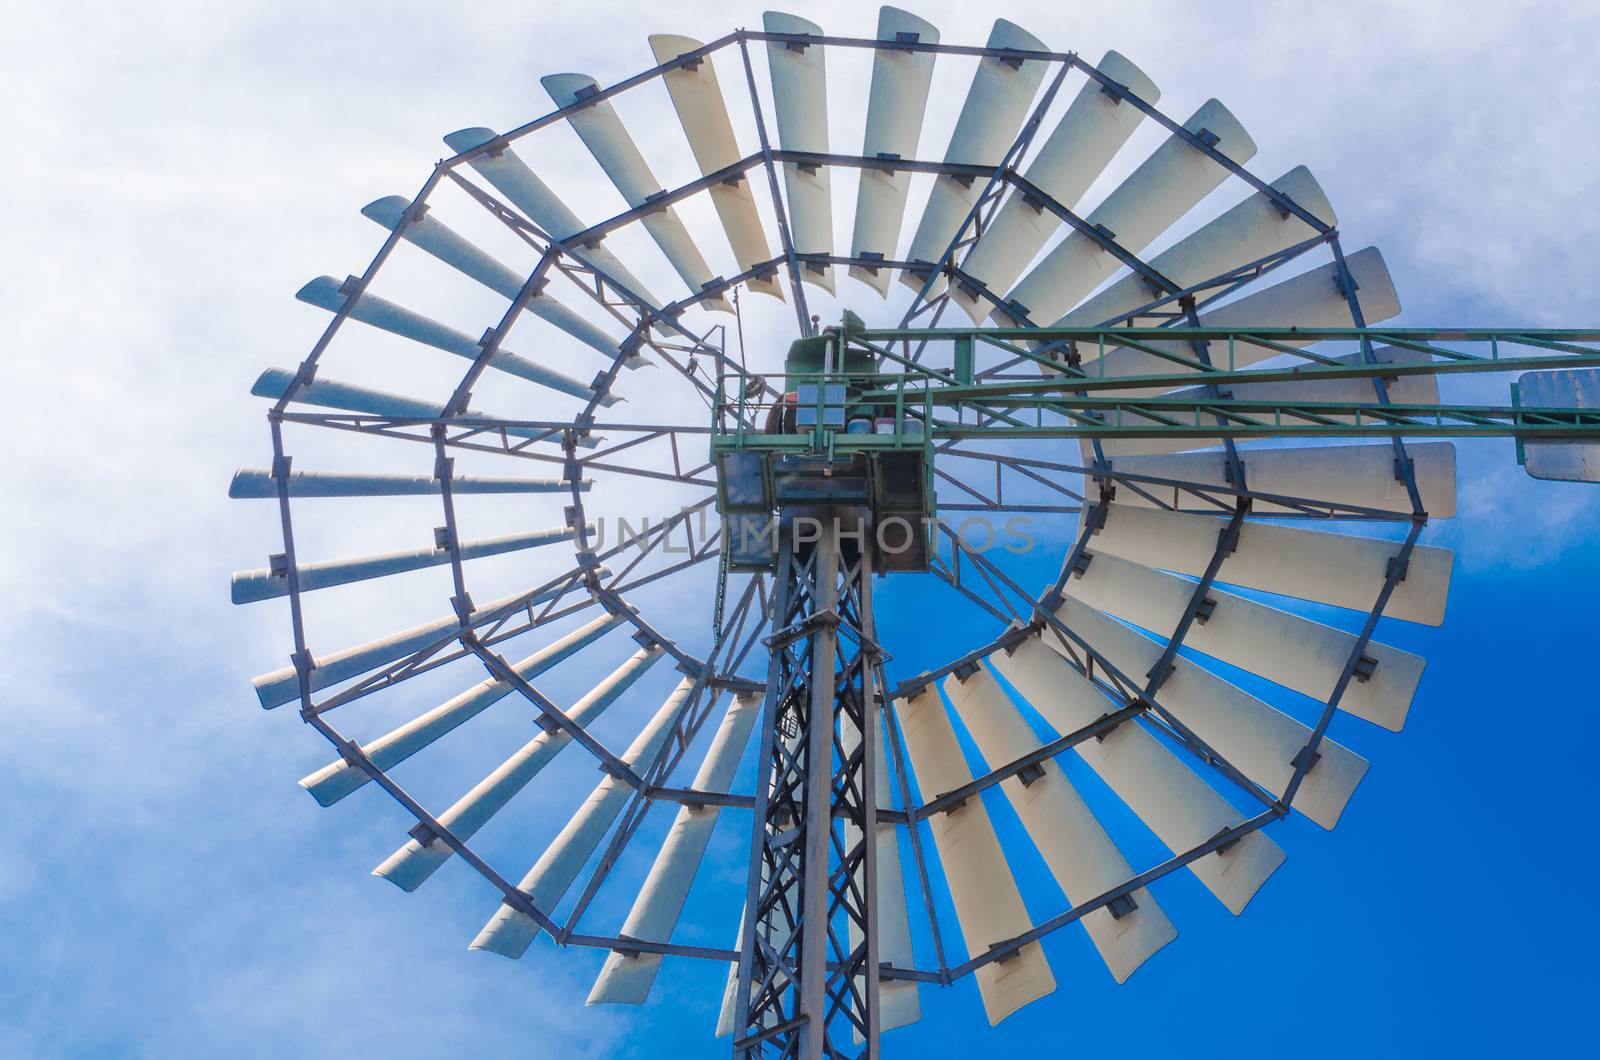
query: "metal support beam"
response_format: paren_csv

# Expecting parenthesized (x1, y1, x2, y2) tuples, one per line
(735, 515, 879, 1058)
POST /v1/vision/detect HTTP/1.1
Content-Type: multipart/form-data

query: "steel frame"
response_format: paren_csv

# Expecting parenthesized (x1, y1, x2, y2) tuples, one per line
(733, 517, 882, 1058)
(244, 23, 1600, 1060)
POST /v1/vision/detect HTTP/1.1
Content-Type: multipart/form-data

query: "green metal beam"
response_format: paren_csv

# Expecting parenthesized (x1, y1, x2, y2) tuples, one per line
(859, 351, 1600, 402)
(922, 405, 1600, 441)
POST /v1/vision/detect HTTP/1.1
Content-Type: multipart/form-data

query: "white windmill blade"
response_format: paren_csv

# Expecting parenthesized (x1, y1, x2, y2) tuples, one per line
(443, 126, 660, 309)
(895, 687, 1055, 1026)
(951, 51, 1158, 322)
(1519, 368, 1600, 482)
(296, 276, 623, 405)
(648, 34, 785, 302)
(713, 912, 746, 1038)
(847, 6, 940, 297)
(1060, 165, 1336, 328)
(1093, 346, 1439, 459)
(717, 721, 804, 1037)
(763, 11, 836, 294)
(1085, 503, 1452, 629)
(988, 635, 1286, 915)
(1050, 586, 1372, 828)
(229, 468, 580, 499)
(1074, 246, 1400, 387)
(900, 18, 1049, 298)
(360, 196, 628, 363)
(588, 691, 763, 1004)
(540, 73, 733, 314)
(472, 676, 703, 959)
(999, 99, 1258, 327)
(249, 584, 601, 710)
(714, 694, 816, 1037)
(1108, 440, 1457, 517)
(713, 908, 793, 1039)
(230, 524, 584, 605)
(1072, 535, 1431, 727)
(941, 668, 1177, 983)
(373, 646, 667, 891)
(250, 368, 600, 448)
(297, 612, 628, 805)
(840, 708, 920, 1036)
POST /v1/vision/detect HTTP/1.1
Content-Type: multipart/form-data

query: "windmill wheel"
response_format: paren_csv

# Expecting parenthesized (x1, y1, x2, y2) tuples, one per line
(234, 8, 1478, 1050)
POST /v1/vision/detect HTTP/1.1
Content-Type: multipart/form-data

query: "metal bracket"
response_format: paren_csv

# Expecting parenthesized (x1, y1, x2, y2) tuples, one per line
(1290, 744, 1323, 774)
(1208, 826, 1243, 856)
(1093, 711, 1126, 742)
(762, 608, 841, 649)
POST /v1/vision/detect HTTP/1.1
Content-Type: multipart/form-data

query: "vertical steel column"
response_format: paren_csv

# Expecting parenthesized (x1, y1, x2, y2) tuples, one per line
(796, 535, 839, 1057)
(734, 514, 880, 1058)
(829, 535, 880, 1056)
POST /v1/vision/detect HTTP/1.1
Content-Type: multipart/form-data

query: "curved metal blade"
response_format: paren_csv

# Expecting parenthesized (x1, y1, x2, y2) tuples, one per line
(649, 34, 784, 301)
(901, 18, 1049, 298)
(542, 73, 733, 313)
(849, 7, 940, 297)
(764, 11, 836, 294)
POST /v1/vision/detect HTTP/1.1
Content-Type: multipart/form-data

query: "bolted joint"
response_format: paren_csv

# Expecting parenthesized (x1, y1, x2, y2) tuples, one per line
(1386, 555, 1410, 583)
(1093, 710, 1126, 742)
(1106, 892, 1139, 920)
(1068, 551, 1095, 579)
(1208, 826, 1244, 856)
(941, 794, 970, 816)
(988, 940, 1023, 965)
(1098, 77, 1128, 104)
(1290, 743, 1323, 774)
(1145, 660, 1176, 691)
(289, 648, 316, 679)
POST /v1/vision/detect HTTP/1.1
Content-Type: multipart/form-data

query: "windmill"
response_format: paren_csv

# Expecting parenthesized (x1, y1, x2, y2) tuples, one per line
(232, 9, 1600, 1057)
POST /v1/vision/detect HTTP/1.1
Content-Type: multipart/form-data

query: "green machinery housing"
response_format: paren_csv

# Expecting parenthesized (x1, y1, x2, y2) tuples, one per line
(713, 312, 936, 573)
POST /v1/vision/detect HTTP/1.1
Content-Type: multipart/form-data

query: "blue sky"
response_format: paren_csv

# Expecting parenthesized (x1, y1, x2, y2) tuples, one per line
(5, 1, 1600, 1056)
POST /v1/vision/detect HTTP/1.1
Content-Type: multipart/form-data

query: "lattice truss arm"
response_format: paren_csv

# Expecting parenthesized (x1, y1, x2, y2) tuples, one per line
(231, 12, 1600, 1057)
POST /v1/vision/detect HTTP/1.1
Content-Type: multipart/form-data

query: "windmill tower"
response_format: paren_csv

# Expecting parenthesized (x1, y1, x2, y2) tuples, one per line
(233, 9, 1600, 1057)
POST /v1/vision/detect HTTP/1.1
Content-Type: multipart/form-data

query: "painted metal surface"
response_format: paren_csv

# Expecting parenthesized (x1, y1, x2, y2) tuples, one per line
(1521, 368, 1600, 481)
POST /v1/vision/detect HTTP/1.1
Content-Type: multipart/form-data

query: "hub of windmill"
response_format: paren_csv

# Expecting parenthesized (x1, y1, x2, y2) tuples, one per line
(713, 312, 936, 573)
